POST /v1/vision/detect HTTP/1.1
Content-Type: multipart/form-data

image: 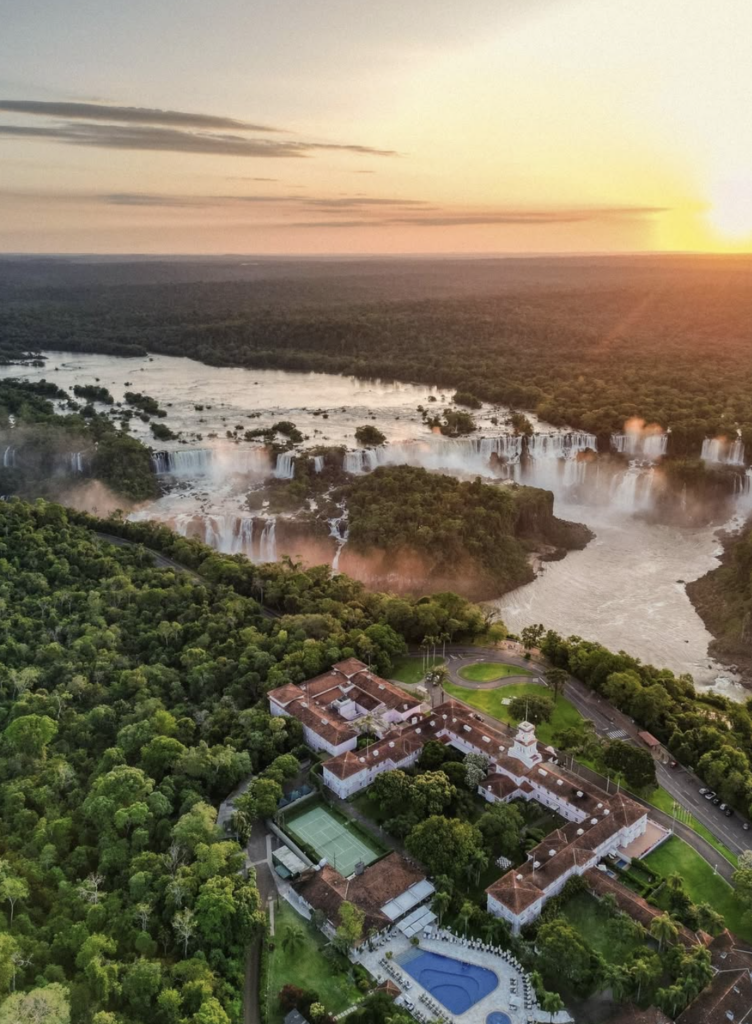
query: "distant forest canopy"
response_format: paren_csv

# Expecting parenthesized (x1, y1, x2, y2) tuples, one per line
(3, 255, 752, 458)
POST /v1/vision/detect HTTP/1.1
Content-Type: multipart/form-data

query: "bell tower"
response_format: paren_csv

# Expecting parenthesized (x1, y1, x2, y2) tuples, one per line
(509, 720, 543, 770)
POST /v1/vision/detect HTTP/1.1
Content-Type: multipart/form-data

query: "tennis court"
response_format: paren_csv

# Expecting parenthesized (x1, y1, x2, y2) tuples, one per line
(286, 803, 381, 877)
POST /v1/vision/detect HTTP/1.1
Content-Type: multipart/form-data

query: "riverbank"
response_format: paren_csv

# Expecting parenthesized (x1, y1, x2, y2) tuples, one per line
(686, 517, 752, 686)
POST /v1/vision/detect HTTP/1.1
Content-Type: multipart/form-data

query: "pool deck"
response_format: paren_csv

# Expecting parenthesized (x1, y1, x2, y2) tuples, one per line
(353, 930, 572, 1024)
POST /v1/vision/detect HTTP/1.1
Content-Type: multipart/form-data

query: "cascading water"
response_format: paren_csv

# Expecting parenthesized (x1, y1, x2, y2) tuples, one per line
(611, 431, 668, 459)
(259, 519, 277, 561)
(313, 455, 325, 473)
(152, 447, 270, 478)
(701, 438, 746, 466)
(328, 506, 349, 572)
(274, 452, 296, 480)
(526, 432, 597, 459)
(68, 452, 85, 473)
(3, 446, 17, 468)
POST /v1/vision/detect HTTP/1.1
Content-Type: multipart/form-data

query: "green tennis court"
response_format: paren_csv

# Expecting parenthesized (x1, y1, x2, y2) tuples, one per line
(286, 803, 381, 877)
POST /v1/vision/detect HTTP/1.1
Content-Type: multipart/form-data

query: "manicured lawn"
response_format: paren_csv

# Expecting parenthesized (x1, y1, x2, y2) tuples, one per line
(643, 836, 751, 941)
(458, 661, 533, 682)
(390, 655, 445, 684)
(645, 788, 738, 867)
(444, 681, 583, 745)
(562, 891, 647, 964)
(267, 902, 361, 1023)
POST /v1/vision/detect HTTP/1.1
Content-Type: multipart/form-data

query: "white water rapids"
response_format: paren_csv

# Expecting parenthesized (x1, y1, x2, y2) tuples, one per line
(4, 351, 751, 692)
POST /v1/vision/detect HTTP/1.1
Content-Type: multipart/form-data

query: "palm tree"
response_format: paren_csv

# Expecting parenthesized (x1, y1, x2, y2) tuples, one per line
(649, 913, 678, 952)
(541, 991, 565, 1023)
(281, 924, 305, 955)
(696, 902, 724, 936)
(470, 848, 489, 885)
(631, 957, 655, 1002)
(457, 900, 474, 937)
(656, 984, 687, 1019)
(603, 964, 631, 1002)
(432, 891, 451, 927)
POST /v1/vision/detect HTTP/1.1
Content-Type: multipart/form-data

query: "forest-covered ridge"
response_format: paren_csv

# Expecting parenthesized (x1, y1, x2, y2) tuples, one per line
(336, 465, 592, 598)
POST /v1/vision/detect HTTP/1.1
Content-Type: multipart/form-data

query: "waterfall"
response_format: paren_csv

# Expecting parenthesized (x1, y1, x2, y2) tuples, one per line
(274, 452, 296, 479)
(152, 449, 214, 476)
(525, 432, 597, 459)
(611, 432, 668, 460)
(342, 432, 597, 478)
(69, 452, 84, 473)
(2, 446, 16, 468)
(328, 508, 349, 572)
(152, 447, 270, 479)
(313, 455, 325, 473)
(259, 519, 277, 562)
(701, 438, 746, 466)
(609, 462, 655, 514)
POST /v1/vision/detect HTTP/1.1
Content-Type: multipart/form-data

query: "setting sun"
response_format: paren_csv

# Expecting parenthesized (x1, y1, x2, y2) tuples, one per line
(708, 178, 752, 242)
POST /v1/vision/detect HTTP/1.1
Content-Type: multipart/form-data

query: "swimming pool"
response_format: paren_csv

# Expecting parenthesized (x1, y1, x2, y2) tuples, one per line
(399, 949, 498, 1014)
(487, 1013, 512, 1024)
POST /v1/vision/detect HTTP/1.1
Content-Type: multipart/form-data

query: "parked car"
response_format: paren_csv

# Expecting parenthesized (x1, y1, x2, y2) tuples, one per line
(712, 797, 721, 805)
(743, 822, 750, 831)
(669, 761, 677, 769)
(719, 803, 728, 811)
(704, 790, 717, 800)
(699, 787, 708, 795)
(724, 809, 733, 817)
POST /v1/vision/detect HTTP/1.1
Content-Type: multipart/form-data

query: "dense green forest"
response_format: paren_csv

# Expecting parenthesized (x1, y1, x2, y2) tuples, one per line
(337, 466, 592, 598)
(3, 255, 752, 457)
(0, 378, 157, 502)
(0, 498, 491, 1023)
(3, 497, 752, 1021)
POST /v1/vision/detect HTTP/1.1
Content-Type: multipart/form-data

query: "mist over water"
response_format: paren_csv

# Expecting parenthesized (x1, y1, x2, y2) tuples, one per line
(5, 351, 751, 692)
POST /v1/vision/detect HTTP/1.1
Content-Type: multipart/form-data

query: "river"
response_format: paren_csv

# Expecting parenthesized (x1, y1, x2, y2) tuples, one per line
(4, 351, 750, 694)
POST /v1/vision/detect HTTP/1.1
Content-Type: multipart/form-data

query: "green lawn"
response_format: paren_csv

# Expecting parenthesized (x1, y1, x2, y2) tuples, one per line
(444, 680, 583, 745)
(267, 902, 361, 1023)
(562, 891, 647, 964)
(643, 836, 751, 941)
(645, 788, 738, 867)
(458, 661, 533, 682)
(390, 655, 445, 684)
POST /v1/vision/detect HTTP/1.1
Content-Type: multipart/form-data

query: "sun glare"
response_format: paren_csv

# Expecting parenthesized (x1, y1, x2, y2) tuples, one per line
(707, 178, 752, 241)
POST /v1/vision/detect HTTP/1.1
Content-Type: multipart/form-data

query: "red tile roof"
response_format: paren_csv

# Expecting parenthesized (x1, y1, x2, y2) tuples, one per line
(586, 870, 698, 948)
(293, 852, 426, 933)
(676, 969, 752, 1024)
(268, 661, 423, 748)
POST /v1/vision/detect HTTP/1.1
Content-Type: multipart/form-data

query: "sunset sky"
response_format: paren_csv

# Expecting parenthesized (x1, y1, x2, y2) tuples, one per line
(1, 0, 751, 254)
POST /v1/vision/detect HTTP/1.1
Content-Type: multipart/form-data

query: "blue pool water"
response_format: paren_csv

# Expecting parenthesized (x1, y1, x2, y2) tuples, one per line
(487, 1014, 512, 1024)
(400, 950, 498, 1013)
